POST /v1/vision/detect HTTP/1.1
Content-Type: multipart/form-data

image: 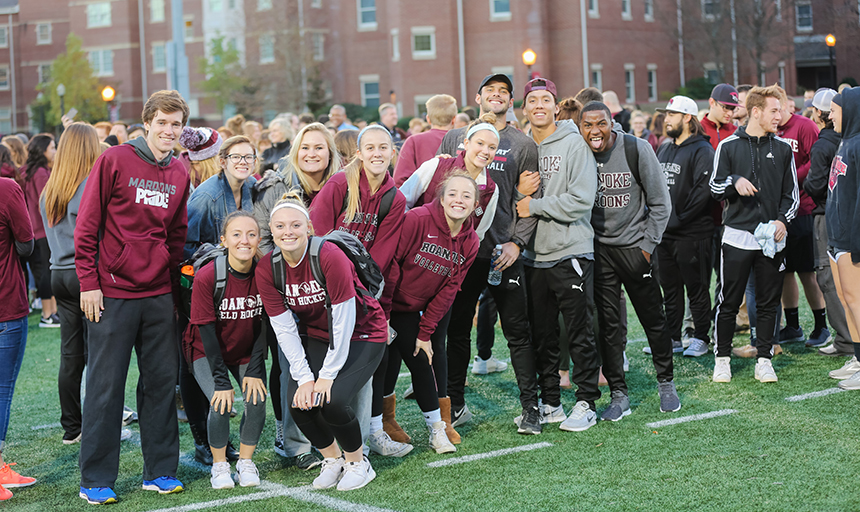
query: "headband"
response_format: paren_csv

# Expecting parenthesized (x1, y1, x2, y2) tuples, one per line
(270, 202, 310, 221)
(357, 124, 391, 147)
(466, 123, 500, 141)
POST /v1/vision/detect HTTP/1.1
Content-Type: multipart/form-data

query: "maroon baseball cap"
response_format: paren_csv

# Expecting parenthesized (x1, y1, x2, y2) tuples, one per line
(710, 83, 741, 107)
(523, 78, 557, 102)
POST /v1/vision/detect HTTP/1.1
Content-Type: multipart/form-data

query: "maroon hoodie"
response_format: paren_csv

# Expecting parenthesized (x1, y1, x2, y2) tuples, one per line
(389, 200, 479, 340)
(778, 113, 819, 216)
(393, 128, 448, 186)
(75, 141, 190, 298)
(21, 166, 50, 239)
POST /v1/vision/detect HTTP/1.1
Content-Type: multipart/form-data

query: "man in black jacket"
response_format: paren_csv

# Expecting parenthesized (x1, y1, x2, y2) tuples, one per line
(260, 117, 292, 172)
(709, 85, 799, 384)
(655, 96, 716, 359)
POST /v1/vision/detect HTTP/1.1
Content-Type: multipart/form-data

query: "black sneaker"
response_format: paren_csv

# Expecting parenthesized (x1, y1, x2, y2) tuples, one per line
(517, 406, 542, 435)
(451, 403, 473, 427)
(806, 327, 832, 348)
(779, 325, 805, 343)
(39, 314, 61, 328)
(226, 441, 240, 462)
(295, 450, 323, 470)
(194, 442, 213, 465)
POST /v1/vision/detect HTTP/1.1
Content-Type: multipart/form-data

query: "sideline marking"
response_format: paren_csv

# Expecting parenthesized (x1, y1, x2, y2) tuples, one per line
(31, 422, 62, 430)
(146, 481, 400, 512)
(426, 442, 553, 468)
(785, 387, 847, 402)
(646, 409, 738, 428)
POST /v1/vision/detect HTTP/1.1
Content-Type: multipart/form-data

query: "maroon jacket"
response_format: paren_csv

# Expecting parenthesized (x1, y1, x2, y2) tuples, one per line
(778, 113, 820, 216)
(75, 140, 190, 298)
(21, 166, 50, 239)
(393, 128, 448, 186)
(389, 200, 479, 340)
(701, 116, 737, 151)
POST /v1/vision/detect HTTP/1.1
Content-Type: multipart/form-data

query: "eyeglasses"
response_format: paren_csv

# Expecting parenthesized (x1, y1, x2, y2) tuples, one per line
(719, 102, 737, 111)
(227, 154, 258, 164)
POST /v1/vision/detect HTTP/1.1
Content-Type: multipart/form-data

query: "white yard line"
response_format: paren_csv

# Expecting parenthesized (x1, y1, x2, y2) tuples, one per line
(426, 442, 553, 468)
(30, 422, 62, 430)
(646, 409, 739, 428)
(785, 387, 848, 402)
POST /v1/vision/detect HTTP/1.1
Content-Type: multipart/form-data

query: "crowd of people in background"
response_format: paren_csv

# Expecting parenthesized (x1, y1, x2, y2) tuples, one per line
(0, 75, 858, 504)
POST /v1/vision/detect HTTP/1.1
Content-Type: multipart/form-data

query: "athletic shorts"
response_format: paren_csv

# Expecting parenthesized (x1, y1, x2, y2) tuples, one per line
(784, 215, 815, 273)
(828, 245, 850, 263)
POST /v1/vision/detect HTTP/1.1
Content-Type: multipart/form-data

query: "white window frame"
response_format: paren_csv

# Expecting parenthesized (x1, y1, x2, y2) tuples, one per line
(0, 27, 8, 48)
(89, 49, 114, 77)
(588, 0, 599, 18)
(359, 74, 380, 108)
(390, 28, 400, 62)
(311, 0, 322, 7)
(644, 0, 654, 21)
(702, 0, 716, 21)
(357, 0, 377, 32)
(778, 61, 786, 87)
(489, 0, 511, 22)
(624, 63, 635, 103)
(87, 2, 112, 28)
(311, 32, 325, 62)
(414, 94, 433, 118)
(621, 0, 632, 20)
(0, 65, 10, 91)
(647, 64, 657, 102)
(38, 63, 52, 84)
(152, 42, 166, 73)
(590, 63, 603, 91)
(150, 0, 165, 22)
(257, 0, 272, 11)
(36, 23, 52, 45)
(795, 2, 812, 32)
(411, 26, 436, 60)
(259, 33, 275, 64)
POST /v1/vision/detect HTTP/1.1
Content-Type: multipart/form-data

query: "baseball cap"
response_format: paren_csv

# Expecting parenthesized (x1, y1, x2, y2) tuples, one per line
(812, 88, 837, 111)
(656, 95, 699, 116)
(523, 78, 557, 102)
(478, 73, 514, 95)
(710, 83, 741, 106)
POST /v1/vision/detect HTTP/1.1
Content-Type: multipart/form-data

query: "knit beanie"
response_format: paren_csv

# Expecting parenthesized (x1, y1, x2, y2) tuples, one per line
(179, 126, 222, 161)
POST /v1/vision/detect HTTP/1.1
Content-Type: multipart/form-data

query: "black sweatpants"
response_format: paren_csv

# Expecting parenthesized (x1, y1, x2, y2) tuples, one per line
(526, 258, 600, 409)
(384, 311, 443, 413)
(447, 258, 538, 409)
(52, 269, 87, 438)
(715, 244, 785, 358)
(476, 293, 497, 360)
(594, 243, 674, 396)
(21, 237, 53, 299)
(287, 338, 384, 454)
(656, 237, 713, 343)
(384, 309, 451, 401)
(79, 294, 179, 488)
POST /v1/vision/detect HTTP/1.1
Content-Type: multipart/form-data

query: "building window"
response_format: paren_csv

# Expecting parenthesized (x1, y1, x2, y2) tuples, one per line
(38, 63, 52, 84)
(0, 66, 8, 90)
(588, 0, 599, 17)
(184, 16, 194, 41)
(258, 0, 272, 10)
(644, 0, 654, 21)
(702, 0, 716, 20)
(0, 108, 10, 134)
(411, 26, 436, 60)
(228, 0, 237, 8)
(210, 0, 223, 11)
(647, 65, 657, 102)
(624, 64, 635, 103)
(590, 63, 603, 90)
(391, 29, 400, 62)
(778, 61, 786, 87)
(622, 0, 632, 19)
(36, 23, 52, 44)
(312, 33, 325, 62)
(152, 43, 166, 72)
(259, 34, 275, 64)
(0, 27, 8, 48)
(357, 0, 377, 31)
(360, 74, 380, 108)
(490, 0, 511, 21)
(795, 2, 812, 31)
(89, 50, 114, 76)
(311, 0, 322, 6)
(87, 2, 112, 28)
(151, 0, 165, 22)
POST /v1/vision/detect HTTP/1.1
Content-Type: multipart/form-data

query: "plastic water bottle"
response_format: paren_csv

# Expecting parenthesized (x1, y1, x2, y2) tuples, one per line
(488, 244, 503, 286)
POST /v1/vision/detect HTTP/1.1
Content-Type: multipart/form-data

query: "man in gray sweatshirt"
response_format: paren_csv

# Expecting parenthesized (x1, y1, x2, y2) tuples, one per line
(516, 78, 600, 433)
(579, 101, 678, 420)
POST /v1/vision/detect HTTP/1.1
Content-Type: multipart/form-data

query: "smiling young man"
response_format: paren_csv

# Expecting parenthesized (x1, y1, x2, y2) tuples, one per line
(709, 85, 799, 384)
(75, 90, 191, 504)
(702, 84, 741, 151)
(516, 78, 600, 432)
(579, 101, 677, 420)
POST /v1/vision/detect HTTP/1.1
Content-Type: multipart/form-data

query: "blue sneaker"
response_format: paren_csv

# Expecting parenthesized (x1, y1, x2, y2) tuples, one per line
(142, 476, 184, 494)
(79, 486, 118, 504)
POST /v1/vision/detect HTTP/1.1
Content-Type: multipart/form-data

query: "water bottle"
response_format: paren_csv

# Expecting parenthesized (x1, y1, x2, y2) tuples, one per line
(488, 244, 503, 286)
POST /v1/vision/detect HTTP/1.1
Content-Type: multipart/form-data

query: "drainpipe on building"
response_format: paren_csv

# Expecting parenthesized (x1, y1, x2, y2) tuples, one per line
(580, 0, 589, 88)
(138, 0, 148, 100)
(456, 0, 467, 108)
(730, 0, 738, 85)
(9, 14, 16, 132)
(171, 0, 190, 101)
(677, 0, 685, 87)
(298, 0, 308, 110)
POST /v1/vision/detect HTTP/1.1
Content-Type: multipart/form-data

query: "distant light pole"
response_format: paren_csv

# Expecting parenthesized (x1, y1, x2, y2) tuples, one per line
(826, 34, 836, 88)
(56, 83, 66, 118)
(101, 85, 116, 121)
(522, 49, 536, 81)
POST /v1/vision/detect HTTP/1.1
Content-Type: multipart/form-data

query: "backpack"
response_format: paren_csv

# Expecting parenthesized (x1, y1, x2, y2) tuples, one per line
(271, 231, 384, 340)
(178, 243, 229, 320)
(622, 133, 642, 187)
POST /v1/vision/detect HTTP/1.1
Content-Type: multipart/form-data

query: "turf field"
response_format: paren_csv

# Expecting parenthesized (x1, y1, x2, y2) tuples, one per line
(4, 303, 857, 511)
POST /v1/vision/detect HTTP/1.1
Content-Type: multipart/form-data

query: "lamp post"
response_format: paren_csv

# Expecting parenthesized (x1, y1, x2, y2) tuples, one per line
(56, 83, 65, 118)
(825, 34, 836, 88)
(522, 48, 536, 81)
(101, 85, 116, 121)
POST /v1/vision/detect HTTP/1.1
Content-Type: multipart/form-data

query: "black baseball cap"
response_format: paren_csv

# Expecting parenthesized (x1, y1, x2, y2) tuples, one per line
(710, 83, 741, 107)
(478, 73, 514, 95)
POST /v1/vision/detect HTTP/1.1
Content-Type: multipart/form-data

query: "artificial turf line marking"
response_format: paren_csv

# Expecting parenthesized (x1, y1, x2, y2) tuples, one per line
(30, 422, 62, 430)
(785, 387, 847, 402)
(426, 442, 553, 468)
(645, 409, 739, 428)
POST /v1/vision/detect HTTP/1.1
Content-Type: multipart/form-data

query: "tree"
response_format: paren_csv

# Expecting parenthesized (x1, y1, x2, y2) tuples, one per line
(33, 34, 107, 129)
(198, 37, 250, 115)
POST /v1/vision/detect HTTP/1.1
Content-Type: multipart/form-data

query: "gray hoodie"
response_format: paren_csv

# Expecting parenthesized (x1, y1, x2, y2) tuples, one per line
(591, 126, 670, 253)
(41, 179, 87, 270)
(523, 120, 597, 262)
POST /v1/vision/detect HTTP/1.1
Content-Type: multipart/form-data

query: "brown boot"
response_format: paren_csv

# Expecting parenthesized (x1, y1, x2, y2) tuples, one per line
(382, 393, 411, 443)
(438, 397, 461, 445)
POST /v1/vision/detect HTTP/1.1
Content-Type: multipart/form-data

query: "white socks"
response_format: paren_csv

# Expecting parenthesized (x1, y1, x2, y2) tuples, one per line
(370, 414, 383, 433)
(423, 409, 442, 428)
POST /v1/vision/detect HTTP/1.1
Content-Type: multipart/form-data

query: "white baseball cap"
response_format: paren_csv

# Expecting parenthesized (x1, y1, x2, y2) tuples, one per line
(656, 95, 699, 116)
(812, 88, 837, 112)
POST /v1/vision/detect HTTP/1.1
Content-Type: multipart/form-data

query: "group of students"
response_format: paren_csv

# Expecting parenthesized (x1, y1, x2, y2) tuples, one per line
(0, 73, 858, 503)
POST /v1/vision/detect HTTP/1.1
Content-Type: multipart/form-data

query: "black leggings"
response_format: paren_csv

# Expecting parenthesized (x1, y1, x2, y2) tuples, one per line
(52, 269, 87, 437)
(287, 338, 384, 454)
(264, 316, 283, 422)
(177, 315, 210, 426)
(21, 237, 52, 299)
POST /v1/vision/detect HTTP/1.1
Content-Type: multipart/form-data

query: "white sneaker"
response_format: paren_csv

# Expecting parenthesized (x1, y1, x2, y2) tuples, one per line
(313, 457, 345, 489)
(403, 383, 415, 399)
(559, 401, 597, 432)
(471, 355, 508, 374)
(210, 461, 234, 489)
(367, 429, 413, 457)
(337, 457, 376, 491)
(755, 357, 778, 383)
(683, 338, 709, 357)
(236, 459, 260, 487)
(428, 421, 456, 454)
(120, 428, 133, 441)
(713, 356, 732, 383)
(830, 356, 860, 380)
(838, 371, 860, 390)
(514, 400, 567, 426)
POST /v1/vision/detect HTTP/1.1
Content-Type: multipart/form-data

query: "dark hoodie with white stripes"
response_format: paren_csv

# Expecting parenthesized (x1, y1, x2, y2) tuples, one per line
(709, 126, 799, 233)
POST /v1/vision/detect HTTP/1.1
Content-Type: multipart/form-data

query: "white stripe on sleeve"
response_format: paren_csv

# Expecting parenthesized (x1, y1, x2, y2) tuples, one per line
(317, 297, 357, 381)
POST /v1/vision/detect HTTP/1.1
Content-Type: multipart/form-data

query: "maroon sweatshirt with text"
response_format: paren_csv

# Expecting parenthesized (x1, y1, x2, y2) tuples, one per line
(778, 113, 820, 217)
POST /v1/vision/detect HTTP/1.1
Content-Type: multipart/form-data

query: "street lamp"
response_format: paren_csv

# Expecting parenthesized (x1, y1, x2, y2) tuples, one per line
(101, 86, 116, 120)
(522, 48, 536, 80)
(56, 83, 66, 119)
(825, 34, 836, 88)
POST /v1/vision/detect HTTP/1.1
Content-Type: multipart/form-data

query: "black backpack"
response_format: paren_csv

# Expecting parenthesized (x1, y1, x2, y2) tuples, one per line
(178, 243, 228, 320)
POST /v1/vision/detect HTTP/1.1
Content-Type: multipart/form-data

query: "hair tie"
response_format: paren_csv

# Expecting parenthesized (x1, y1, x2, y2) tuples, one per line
(466, 122, 500, 141)
(270, 202, 310, 221)
(357, 124, 391, 147)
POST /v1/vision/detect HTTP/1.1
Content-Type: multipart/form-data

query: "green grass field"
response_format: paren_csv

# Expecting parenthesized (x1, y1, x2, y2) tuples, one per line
(4, 302, 858, 512)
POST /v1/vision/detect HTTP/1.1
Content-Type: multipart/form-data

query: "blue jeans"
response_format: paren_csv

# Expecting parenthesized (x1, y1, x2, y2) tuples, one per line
(0, 315, 28, 450)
